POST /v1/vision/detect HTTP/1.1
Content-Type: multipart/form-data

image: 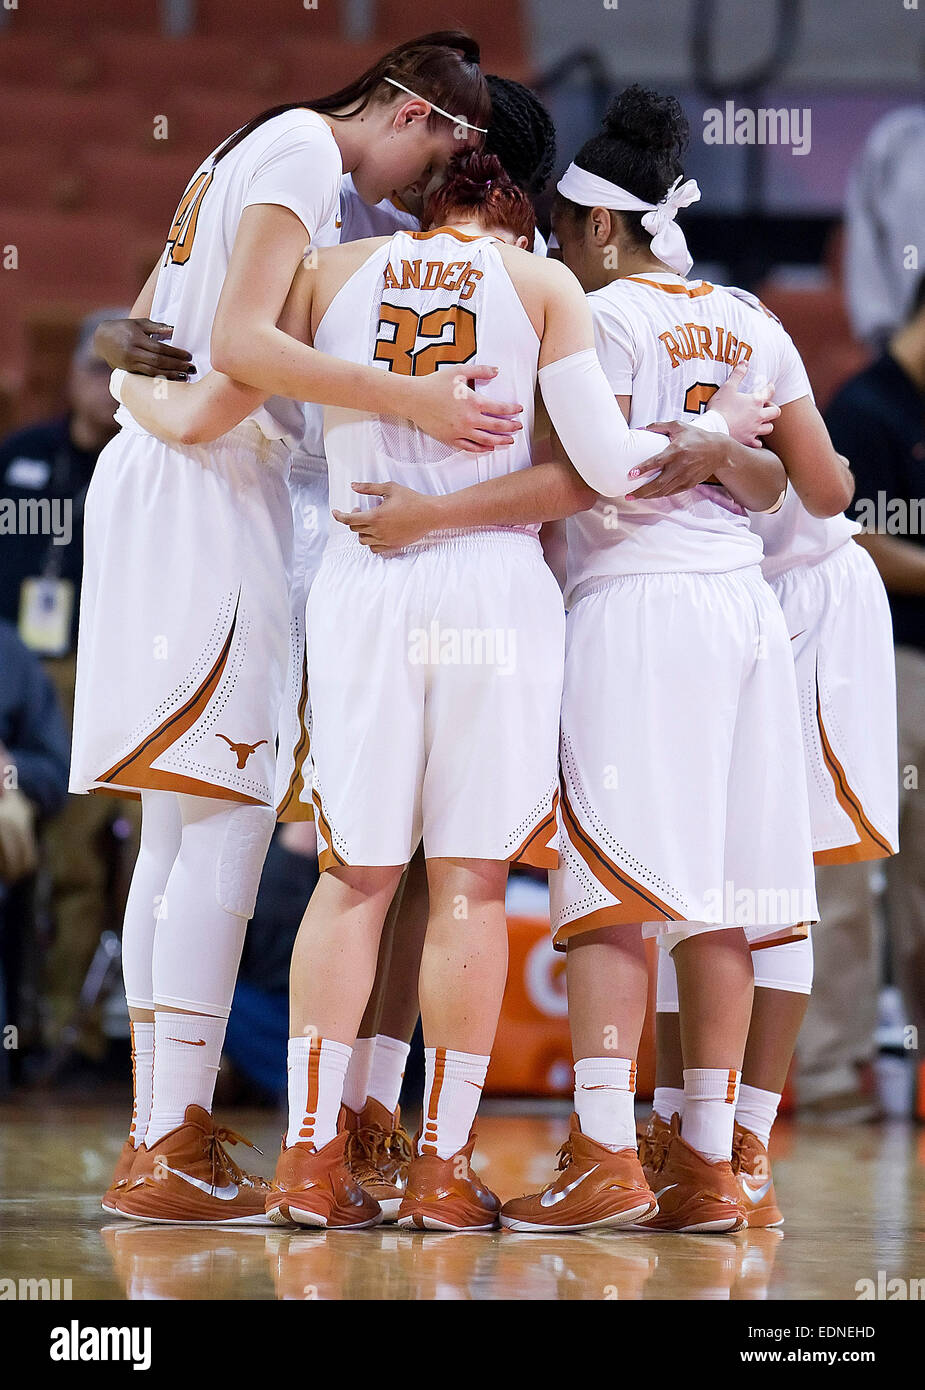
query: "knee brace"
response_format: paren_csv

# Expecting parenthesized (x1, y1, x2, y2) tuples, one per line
(751, 931, 814, 995)
(215, 803, 276, 919)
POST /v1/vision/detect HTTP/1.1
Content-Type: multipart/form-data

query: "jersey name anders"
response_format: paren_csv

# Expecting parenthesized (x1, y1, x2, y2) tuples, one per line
(382, 256, 483, 301)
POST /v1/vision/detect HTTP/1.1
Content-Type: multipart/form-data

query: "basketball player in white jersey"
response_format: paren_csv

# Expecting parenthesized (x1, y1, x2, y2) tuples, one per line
(471, 87, 846, 1235)
(114, 144, 784, 1228)
(81, 33, 529, 1224)
(650, 476, 898, 1226)
(97, 77, 566, 1224)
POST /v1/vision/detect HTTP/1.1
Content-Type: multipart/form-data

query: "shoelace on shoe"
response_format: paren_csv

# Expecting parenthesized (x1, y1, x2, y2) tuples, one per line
(346, 1123, 412, 1185)
(206, 1124, 271, 1192)
(524, 1138, 574, 1199)
(641, 1125, 671, 1177)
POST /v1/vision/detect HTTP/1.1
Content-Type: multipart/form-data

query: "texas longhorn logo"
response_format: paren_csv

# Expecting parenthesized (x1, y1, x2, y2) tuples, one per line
(215, 733, 268, 769)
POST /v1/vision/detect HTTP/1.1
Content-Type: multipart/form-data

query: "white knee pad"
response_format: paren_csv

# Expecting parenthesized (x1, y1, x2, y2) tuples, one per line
(656, 944, 680, 1013)
(215, 803, 276, 919)
(751, 932, 814, 995)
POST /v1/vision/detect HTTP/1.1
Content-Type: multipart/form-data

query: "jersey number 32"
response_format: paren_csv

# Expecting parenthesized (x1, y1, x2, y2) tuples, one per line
(374, 304, 477, 377)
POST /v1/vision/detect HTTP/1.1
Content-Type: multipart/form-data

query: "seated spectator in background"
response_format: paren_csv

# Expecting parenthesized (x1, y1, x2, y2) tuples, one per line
(808, 274, 925, 1115)
(0, 620, 70, 1090)
(0, 308, 139, 1071)
(844, 106, 925, 347)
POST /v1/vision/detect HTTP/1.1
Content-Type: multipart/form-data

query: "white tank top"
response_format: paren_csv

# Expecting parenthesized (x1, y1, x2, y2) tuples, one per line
(313, 227, 540, 540)
(119, 108, 342, 450)
(296, 195, 547, 465)
(565, 273, 814, 597)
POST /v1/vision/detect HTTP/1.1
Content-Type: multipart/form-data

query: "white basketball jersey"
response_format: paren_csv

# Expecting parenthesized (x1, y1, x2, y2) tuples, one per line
(297, 195, 547, 466)
(338, 173, 419, 242)
(566, 271, 814, 596)
(313, 227, 540, 532)
(749, 485, 859, 580)
(120, 108, 342, 450)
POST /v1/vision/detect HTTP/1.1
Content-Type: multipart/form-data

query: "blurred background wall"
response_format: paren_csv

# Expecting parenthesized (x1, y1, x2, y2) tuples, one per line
(0, 0, 921, 431)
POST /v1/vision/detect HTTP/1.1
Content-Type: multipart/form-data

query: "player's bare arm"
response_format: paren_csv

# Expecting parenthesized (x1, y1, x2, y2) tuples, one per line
(333, 456, 596, 553)
(114, 239, 333, 445)
(763, 394, 856, 517)
(116, 369, 267, 447)
(630, 420, 787, 510)
(210, 204, 524, 455)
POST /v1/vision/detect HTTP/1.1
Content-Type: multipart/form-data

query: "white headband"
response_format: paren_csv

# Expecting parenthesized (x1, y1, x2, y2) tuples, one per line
(384, 77, 488, 134)
(556, 164, 700, 275)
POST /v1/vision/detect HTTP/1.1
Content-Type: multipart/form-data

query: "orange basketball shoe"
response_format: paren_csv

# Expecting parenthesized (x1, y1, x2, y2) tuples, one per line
(268, 1131, 382, 1229)
(102, 1139, 139, 1215)
(732, 1122, 784, 1228)
(342, 1098, 412, 1223)
(641, 1114, 746, 1234)
(500, 1114, 657, 1233)
(397, 1133, 500, 1231)
(115, 1106, 272, 1225)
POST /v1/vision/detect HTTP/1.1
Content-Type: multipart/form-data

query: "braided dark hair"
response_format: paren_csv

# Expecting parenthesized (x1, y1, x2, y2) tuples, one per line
(484, 76, 557, 197)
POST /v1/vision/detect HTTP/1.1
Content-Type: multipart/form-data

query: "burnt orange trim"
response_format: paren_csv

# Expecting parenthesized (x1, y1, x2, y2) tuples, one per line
(749, 924, 810, 952)
(129, 1022, 137, 1141)
(421, 1047, 446, 1155)
(510, 789, 560, 870)
(95, 594, 262, 805)
(408, 226, 484, 244)
(552, 901, 641, 951)
(311, 788, 347, 872)
(626, 275, 715, 298)
(815, 666, 894, 863)
(276, 658, 314, 823)
(560, 784, 683, 925)
(813, 841, 891, 866)
(725, 1069, 738, 1104)
(88, 786, 141, 802)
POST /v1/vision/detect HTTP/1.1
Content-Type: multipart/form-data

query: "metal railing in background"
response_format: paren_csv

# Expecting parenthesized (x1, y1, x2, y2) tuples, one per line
(693, 0, 803, 217)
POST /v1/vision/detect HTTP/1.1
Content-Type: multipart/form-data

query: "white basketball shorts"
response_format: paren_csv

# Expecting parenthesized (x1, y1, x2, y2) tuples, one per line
(550, 565, 818, 951)
(304, 530, 565, 871)
(70, 421, 292, 807)
(771, 540, 898, 864)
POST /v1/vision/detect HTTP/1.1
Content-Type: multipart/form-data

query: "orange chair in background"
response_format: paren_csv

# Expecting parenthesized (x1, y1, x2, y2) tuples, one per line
(487, 913, 659, 1100)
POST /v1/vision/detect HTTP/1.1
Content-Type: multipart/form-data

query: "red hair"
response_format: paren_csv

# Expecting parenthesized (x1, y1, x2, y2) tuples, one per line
(423, 151, 536, 245)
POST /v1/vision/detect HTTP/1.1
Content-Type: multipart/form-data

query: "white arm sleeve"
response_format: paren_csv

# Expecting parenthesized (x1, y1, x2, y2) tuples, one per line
(538, 349, 667, 498)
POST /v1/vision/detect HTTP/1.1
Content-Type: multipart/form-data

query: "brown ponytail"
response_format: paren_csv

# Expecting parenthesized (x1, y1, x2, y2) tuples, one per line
(213, 31, 488, 163)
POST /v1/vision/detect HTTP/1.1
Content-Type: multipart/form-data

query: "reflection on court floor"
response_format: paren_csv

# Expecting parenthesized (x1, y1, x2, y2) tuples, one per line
(1, 1104, 922, 1300)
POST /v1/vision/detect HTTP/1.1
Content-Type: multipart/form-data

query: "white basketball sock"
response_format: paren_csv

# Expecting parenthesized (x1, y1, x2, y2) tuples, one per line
(128, 1021, 154, 1148)
(285, 1036, 352, 1150)
(367, 1034, 410, 1114)
(736, 1083, 781, 1148)
(574, 1056, 638, 1150)
(652, 1085, 685, 1125)
(682, 1068, 741, 1163)
(146, 1012, 226, 1146)
(341, 1035, 376, 1113)
(420, 1047, 489, 1159)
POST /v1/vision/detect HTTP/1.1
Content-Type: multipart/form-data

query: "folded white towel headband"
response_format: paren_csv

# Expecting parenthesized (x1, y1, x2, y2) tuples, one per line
(556, 164, 701, 275)
(384, 77, 489, 134)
